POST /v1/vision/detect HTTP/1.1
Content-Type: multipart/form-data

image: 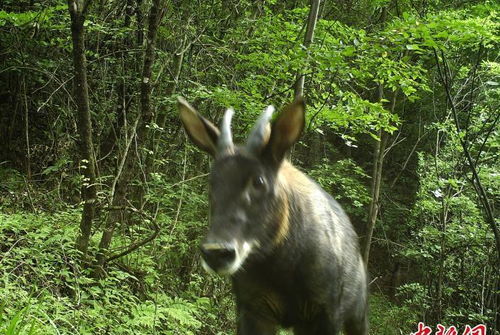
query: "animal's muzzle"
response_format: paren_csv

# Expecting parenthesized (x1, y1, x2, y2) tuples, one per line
(200, 242, 236, 272)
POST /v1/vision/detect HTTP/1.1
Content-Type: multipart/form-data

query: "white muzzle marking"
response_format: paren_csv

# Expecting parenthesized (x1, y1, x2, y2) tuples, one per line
(201, 240, 256, 276)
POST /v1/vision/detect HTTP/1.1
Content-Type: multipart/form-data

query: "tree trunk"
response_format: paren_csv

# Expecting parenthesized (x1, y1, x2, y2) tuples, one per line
(294, 0, 320, 99)
(22, 78, 31, 180)
(362, 85, 392, 264)
(147, 46, 185, 173)
(137, 0, 162, 144)
(434, 50, 500, 331)
(94, 0, 163, 276)
(156, 49, 184, 131)
(100, 0, 135, 159)
(389, 262, 401, 301)
(68, 0, 97, 261)
(363, 127, 387, 264)
(437, 195, 450, 321)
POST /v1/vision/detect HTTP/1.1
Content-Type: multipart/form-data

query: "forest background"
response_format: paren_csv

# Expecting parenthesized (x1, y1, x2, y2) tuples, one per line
(0, 0, 498, 334)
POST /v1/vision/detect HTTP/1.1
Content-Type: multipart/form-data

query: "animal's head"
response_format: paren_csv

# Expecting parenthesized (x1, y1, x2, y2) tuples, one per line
(178, 97, 305, 275)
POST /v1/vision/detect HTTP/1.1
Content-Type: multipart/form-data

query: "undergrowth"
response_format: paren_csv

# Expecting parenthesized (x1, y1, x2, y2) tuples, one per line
(0, 209, 422, 334)
(0, 210, 233, 335)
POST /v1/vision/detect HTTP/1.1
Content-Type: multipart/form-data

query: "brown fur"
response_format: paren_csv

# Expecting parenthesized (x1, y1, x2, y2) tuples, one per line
(273, 161, 311, 246)
(273, 194, 290, 246)
(279, 161, 314, 197)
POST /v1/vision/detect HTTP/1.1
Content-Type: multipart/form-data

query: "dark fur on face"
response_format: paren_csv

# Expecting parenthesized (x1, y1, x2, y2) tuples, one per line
(207, 150, 290, 260)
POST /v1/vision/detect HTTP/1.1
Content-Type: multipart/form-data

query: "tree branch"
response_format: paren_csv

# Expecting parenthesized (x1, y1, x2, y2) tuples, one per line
(433, 48, 500, 265)
(105, 206, 160, 263)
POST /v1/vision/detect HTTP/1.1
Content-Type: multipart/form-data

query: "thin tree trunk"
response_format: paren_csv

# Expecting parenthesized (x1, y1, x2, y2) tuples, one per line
(22, 78, 31, 180)
(434, 49, 500, 331)
(363, 85, 393, 264)
(148, 47, 185, 173)
(363, 128, 387, 264)
(94, 0, 163, 276)
(137, 0, 162, 143)
(100, 0, 134, 158)
(437, 195, 450, 321)
(362, 4, 396, 266)
(294, 0, 320, 99)
(389, 262, 401, 301)
(156, 49, 184, 131)
(68, 0, 97, 261)
(135, 0, 144, 48)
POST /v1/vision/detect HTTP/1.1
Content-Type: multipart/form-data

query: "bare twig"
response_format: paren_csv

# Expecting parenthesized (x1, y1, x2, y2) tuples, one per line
(105, 205, 160, 263)
(170, 141, 189, 236)
(169, 173, 209, 187)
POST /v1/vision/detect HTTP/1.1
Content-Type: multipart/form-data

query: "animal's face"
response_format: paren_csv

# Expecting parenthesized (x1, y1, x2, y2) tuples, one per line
(203, 151, 282, 274)
(178, 97, 304, 275)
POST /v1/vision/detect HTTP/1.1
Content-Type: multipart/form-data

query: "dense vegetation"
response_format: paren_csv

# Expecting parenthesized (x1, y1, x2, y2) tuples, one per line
(0, 0, 498, 334)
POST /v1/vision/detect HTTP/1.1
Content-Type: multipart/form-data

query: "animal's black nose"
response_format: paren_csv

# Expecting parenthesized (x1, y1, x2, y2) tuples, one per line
(200, 243, 236, 271)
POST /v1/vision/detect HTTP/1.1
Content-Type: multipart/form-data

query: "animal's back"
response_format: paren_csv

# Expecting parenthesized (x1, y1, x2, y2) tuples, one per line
(286, 162, 368, 333)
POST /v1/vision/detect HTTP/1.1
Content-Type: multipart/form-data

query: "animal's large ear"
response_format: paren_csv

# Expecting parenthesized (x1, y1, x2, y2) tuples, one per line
(178, 97, 220, 156)
(264, 98, 305, 164)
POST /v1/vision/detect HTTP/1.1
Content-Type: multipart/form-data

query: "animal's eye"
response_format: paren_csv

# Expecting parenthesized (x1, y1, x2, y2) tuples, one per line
(252, 176, 265, 190)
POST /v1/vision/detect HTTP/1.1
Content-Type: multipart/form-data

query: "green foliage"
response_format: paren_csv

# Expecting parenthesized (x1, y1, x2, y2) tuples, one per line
(397, 119, 497, 325)
(0, 302, 36, 335)
(310, 158, 371, 218)
(1, 0, 499, 333)
(369, 294, 417, 334)
(0, 211, 231, 334)
(0, 4, 66, 28)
